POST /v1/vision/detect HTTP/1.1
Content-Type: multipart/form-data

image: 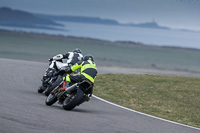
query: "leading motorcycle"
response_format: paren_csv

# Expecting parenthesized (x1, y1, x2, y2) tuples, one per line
(38, 59, 69, 96)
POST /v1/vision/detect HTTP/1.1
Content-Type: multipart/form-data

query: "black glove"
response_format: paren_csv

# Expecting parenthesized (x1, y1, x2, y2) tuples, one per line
(58, 67, 66, 75)
(66, 67, 72, 74)
(49, 58, 53, 62)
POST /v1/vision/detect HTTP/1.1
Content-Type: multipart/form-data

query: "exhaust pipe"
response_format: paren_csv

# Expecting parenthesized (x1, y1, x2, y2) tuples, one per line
(64, 83, 78, 93)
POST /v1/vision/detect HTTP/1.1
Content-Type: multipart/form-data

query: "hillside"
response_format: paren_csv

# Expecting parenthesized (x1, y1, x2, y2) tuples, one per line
(126, 21, 170, 30)
(36, 14, 120, 25)
(36, 14, 170, 29)
(0, 7, 64, 29)
(0, 7, 170, 30)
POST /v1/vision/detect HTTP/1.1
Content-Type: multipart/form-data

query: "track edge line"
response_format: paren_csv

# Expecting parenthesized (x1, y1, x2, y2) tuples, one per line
(93, 95, 200, 131)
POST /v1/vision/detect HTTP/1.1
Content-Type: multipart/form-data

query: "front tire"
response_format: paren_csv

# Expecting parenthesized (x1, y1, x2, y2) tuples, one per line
(38, 86, 44, 93)
(62, 89, 84, 110)
(45, 76, 63, 96)
(45, 93, 58, 106)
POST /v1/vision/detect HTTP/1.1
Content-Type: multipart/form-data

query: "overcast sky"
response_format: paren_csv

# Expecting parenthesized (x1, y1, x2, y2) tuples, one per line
(1, 0, 200, 31)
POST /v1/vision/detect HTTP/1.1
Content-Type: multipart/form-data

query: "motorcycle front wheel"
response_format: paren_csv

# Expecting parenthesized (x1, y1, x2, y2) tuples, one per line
(37, 86, 44, 93)
(45, 90, 58, 106)
(45, 76, 63, 96)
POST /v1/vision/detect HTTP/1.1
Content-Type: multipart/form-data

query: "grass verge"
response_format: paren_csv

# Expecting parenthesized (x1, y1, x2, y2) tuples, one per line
(0, 29, 200, 73)
(94, 74, 200, 128)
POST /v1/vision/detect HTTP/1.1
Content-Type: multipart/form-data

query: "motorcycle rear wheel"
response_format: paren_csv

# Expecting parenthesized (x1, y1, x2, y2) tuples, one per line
(62, 89, 84, 110)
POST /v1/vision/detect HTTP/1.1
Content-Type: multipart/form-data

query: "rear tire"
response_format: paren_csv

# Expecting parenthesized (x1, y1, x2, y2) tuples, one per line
(62, 89, 84, 110)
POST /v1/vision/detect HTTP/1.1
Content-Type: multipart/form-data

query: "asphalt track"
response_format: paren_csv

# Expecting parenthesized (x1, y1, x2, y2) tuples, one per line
(0, 58, 200, 133)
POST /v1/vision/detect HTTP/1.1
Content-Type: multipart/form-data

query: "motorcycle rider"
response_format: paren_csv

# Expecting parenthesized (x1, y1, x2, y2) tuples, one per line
(60, 54, 98, 99)
(49, 48, 83, 70)
(39, 48, 83, 92)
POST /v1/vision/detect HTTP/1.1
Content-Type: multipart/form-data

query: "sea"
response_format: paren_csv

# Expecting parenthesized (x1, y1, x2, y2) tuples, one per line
(0, 21, 200, 49)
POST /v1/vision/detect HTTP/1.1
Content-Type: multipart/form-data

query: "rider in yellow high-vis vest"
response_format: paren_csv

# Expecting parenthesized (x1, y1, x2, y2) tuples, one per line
(62, 54, 98, 96)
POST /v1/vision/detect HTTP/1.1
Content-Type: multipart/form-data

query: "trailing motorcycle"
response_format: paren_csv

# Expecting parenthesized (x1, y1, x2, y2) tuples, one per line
(45, 79, 93, 110)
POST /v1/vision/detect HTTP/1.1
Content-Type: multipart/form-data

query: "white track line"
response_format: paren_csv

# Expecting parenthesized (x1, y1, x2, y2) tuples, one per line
(93, 95, 200, 131)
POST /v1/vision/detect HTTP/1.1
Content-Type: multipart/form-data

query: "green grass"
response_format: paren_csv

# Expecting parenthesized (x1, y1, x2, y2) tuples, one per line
(94, 74, 200, 128)
(0, 29, 200, 73)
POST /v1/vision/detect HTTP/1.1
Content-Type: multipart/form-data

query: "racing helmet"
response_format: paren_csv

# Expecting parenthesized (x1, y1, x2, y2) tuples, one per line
(83, 54, 94, 62)
(72, 48, 82, 54)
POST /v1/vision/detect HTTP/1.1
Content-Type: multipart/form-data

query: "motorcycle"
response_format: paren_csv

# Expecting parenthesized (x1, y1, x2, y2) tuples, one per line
(38, 59, 69, 96)
(45, 79, 93, 110)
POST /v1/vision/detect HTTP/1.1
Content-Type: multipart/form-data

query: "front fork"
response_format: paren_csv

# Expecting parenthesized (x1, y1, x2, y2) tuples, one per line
(50, 81, 66, 101)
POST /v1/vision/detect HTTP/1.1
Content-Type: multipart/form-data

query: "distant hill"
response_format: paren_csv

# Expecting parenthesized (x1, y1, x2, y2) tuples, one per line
(125, 21, 170, 30)
(0, 7, 170, 30)
(36, 14, 170, 30)
(0, 7, 64, 30)
(36, 14, 120, 25)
